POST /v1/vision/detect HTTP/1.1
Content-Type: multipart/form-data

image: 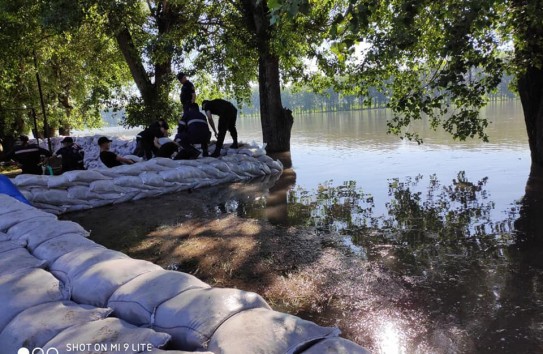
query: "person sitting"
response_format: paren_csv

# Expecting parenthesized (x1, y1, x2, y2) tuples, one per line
(98, 136, 135, 168)
(202, 98, 238, 157)
(175, 103, 212, 158)
(6, 135, 51, 175)
(55, 137, 85, 172)
(134, 119, 169, 160)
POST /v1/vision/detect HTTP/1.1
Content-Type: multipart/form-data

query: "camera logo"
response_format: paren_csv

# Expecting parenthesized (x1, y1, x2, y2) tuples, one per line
(18, 348, 59, 354)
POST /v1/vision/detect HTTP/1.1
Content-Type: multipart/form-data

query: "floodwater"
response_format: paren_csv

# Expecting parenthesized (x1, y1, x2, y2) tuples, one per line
(66, 101, 543, 353)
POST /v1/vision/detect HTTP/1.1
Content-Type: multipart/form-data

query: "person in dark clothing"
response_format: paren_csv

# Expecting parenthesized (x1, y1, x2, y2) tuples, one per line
(202, 99, 238, 157)
(98, 137, 135, 168)
(55, 137, 85, 172)
(134, 119, 169, 160)
(156, 141, 180, 159)
(177, 72, 196, 114)
(175, 103, 212, 158)
(6, 135, 51, 175)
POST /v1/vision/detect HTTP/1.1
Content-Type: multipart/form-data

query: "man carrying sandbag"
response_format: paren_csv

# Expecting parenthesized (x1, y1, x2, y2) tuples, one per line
(202, 99, 238, 157)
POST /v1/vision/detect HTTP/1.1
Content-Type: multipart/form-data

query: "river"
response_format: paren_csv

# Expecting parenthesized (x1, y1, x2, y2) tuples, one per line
(66, 101, 543, 353)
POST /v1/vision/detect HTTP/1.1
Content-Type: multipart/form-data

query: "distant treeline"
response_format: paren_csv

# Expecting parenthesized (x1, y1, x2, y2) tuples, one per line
(239, 75, 518, 116)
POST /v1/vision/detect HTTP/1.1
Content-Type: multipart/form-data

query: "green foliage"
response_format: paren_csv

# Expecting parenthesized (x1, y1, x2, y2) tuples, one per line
(0, 0, 131, 138)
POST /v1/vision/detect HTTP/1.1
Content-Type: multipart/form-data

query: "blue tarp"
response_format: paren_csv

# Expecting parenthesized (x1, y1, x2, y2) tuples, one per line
(0, 175, 30, 205)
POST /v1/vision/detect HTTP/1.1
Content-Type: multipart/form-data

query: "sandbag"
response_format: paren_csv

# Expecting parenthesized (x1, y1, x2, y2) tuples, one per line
(69, 258, 161, 307)
(31, 203, 68, 215)
(0, 269, 66, 331)
(114, 175, 149, 189)
(0, 300, 112, 353)
(197, 165, 228, 179)
(90, 179, 132, 194)
(108, 270, 210, 326)
(64, 169, 110, 183)
(0, 239, 26, 252)
(0, 194, 35, 214)
(12, 174, 49, 188)
(9, 219, 89, 250)
(300, 337, 370, 354)
(140, 172, 170, 187)
(32, 189, 76, 205)
(32, 233, 102, 263)
(0, 247, 47, 276)
(0, 210, 56, 232)
(50, 247, 129, 285)
(43, 318, 171, 354)
(207, 308, 341, 354)
(153, 288, 271, 350)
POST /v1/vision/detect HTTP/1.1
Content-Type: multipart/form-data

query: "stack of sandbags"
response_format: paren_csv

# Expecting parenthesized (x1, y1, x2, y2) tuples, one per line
(12, 145, 283, 214)
(0, 195, 369, 353)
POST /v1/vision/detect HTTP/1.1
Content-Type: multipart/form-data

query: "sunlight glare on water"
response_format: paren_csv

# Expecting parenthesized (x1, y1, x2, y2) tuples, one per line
(377, 321, 405, 354)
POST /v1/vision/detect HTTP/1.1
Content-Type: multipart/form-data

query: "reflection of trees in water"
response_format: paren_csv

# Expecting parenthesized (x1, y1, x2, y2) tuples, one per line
(286, 172, 519, 276)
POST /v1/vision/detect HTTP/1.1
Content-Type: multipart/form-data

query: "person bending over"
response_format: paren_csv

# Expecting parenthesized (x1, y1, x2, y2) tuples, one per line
(98, 137, 134, 168)
(175, 103, 212, 158)
(135, 119, 169, 160)
(202, 99, 238, 157)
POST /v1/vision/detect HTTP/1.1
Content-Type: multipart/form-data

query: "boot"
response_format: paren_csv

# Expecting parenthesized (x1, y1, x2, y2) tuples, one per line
(230, 141, 239, 149)
(211, 141, 223, 157)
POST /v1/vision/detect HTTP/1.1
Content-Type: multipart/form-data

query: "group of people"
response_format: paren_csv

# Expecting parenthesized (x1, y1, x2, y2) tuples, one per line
(128, 72, 239, 162)
(4, 72, 240, 173)
(3, 135, 85, 175)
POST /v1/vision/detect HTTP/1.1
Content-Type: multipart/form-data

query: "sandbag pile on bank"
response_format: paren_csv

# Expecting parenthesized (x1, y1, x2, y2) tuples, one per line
(13, 141, 282, 214)
(0, 194, 369, 353)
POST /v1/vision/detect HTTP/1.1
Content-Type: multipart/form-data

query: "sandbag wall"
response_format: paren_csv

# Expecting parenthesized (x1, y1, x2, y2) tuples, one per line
(13, 147, 283, 215)
(0, 195, 369, 353)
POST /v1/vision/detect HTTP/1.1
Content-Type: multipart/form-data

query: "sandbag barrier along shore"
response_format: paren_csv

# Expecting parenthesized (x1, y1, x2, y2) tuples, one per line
(0, 194, 369, 353)
(15, 136, 283, 215)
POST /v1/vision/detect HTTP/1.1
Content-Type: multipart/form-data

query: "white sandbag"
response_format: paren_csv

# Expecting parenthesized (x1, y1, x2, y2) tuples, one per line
(90, 179, 132, 194)
(47, 175, 71, 188)
(0, 300, 112, 354)
(32, 233, 101, 263)
(207, 308, 341, 354)
(198, 165, 228, 179)
(108, 270, 210, 326)
(70, 258, 161, 307)
(32, 189, 78, 205)
(94, 167, 121, 178)
(0, 269, 66, 331)
(113, 191, 140, 204)
(64, 169, 111, 183)
(67, 185, 92, 199)
(114, 175, 148, 189)
(30, 203, 68, 215)
(208, 160, 232, 173)
(140, 172, 172, 187)
(154, 157, 182, 168)
(44, 318, 171, 354)
(50, 247, 129, 285)
(153, 288, 271, 350)
(300, 337, 370, 353)
(13, 174, 49, 187)
(112, 164, 144, 176)
(159, 168, 205, 183)
(0, 194, 34, 213)
(88, 199, 113, 208)
(0, 248, 47, 276)
(0, 209, 56, 232)
(9, 220, 89, 250)
(0, 239, 26, 252)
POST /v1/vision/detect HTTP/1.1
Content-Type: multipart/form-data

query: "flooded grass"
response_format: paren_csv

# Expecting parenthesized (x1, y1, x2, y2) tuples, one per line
(63, 169, 543, 354)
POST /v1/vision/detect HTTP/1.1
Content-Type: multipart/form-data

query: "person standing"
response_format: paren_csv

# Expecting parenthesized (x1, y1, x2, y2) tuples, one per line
(177, 72, 196, 114)
(55, 137, 85, 172)
(6, 135, 51, 174)
(202, 99, 238, 157)
(98, 137, 135, 168)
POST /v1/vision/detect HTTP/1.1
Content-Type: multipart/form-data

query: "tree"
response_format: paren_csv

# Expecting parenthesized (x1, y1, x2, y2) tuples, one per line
(273, 0, 543, 164)
(0, 0, 131, 149)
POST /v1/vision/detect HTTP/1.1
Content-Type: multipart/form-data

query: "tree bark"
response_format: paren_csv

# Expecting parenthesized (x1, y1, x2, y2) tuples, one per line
(517, 67, 543, 166)
(244, 0, 293, 153)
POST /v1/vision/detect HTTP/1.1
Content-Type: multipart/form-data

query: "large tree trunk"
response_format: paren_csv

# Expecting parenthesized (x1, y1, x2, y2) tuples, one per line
(246, 0, 293, 153)
(258, 54, 293, 152)
(518, 67, 543, 165)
